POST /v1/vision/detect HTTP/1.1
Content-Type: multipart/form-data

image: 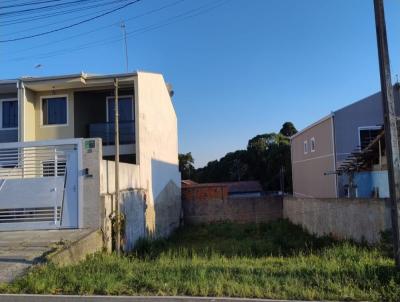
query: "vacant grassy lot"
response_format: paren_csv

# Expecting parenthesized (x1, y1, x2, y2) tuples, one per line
(1, 220, 400, 301)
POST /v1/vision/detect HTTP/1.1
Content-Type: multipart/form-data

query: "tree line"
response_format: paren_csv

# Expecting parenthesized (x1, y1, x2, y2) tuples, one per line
(179, 122, 297, 192)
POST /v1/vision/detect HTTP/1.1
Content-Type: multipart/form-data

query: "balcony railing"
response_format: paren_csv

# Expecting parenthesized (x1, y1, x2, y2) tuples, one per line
(89, 121, 135, 145)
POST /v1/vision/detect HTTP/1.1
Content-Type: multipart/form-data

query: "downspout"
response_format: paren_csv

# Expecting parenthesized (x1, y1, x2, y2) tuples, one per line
(331, 113, 338, 198)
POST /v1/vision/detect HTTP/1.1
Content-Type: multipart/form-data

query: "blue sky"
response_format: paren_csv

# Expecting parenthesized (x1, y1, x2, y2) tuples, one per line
(1, 0, 400, 167)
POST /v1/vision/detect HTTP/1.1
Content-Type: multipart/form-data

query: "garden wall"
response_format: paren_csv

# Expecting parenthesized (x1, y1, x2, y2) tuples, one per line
(283, 196, 396, 243)
(182, 185, 282, 224)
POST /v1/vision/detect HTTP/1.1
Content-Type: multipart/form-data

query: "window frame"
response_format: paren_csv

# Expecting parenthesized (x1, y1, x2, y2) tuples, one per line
(0, 98, 18, 130)
(105, 95, 134, 123)
(303, 140, 308, 154)
(40, 94, 69, 127)
(310, 137, 316, 153)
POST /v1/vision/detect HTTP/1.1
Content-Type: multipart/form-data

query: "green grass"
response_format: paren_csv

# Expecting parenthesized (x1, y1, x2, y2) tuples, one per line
(1, 220, 399, 301)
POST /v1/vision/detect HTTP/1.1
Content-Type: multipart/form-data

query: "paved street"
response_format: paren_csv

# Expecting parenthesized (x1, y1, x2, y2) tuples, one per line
(0, 229, 93, 283)
(0, 295, 311, 302)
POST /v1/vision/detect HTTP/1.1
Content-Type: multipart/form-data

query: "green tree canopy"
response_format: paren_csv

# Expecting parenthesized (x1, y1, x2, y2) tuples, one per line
(279, 122, 298, 137)
(178, 152, 195, 179)
(191, 122, 296, 192)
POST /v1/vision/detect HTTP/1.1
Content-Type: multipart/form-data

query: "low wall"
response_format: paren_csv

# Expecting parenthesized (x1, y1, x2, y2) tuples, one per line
(283, 196, 395, 243)
(102, 189, 146, 252)
(100, 160, 142, 194)
(182, 185, 282, 224)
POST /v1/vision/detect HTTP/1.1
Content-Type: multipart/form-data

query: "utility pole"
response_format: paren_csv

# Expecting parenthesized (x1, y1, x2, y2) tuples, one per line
(374, 0, 400, 268)
(121, 21, 129, 72)
(114, 78, 121, 256)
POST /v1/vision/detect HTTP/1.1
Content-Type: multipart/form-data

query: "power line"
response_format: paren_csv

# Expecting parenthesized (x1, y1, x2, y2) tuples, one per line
(8, 0, 185, 53)
(0, 0, 65, 10)
(0, 0, 95, 17)
(0, 0, 127, 25)
(2, 1, 132, 36)
(0, 0, 141, 42)
(7, 0, 229, 62)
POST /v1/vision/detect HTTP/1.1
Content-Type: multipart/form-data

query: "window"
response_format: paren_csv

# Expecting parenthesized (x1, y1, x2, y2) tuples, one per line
(359, 127, 382, 150)
(304, 140, 308, 154)
(107, 96, 133, 122)
(1, 99, 17, 129)
(310, 137, 316, 152)
(42, 96, 67, 125)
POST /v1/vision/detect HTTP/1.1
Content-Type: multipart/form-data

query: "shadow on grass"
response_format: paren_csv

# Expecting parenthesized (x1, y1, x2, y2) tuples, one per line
(132, 219, 341, 259)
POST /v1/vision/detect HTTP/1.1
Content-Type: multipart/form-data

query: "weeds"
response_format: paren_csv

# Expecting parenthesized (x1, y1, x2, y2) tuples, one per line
(1, 219, 399, 301)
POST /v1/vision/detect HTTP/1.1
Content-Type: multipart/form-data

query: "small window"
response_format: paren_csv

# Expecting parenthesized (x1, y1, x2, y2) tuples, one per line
(1, 100, 18, 128)
(310, 137, 316, 152)
(304, 140, 308, 154)
(42, 97, 67, 125)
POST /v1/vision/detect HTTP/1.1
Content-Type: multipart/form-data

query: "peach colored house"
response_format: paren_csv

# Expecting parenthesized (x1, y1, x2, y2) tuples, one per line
(291, 114, 337, 198)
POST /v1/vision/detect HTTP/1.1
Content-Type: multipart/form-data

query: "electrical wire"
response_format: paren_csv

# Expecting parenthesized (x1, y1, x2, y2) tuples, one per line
(0, 0, 65, 10)
(8, 0, 185, 53)
(4, 0, 229, 62)
(0, 0, 96, 17)
(0, 0, 128, 25)
(2, 0, 132, 35)
(0, 0, 141, 42)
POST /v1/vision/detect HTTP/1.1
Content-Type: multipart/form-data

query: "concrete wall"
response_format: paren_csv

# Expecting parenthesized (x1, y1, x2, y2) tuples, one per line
(182, 185, 282, 224)
(81, 138, 103, 229)
(22, 88, 36, 141)
(100, 160, 141, 194)
(135, 72, 181, 238)
(102, 189, 146, 252)
(291, 116, 337, 198)
(283, 196, 395, 243)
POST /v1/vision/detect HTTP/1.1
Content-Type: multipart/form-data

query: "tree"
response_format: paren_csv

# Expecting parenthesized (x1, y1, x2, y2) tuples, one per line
(192, 122, 296, 193)
(178, 152, 195, 179)
(280, 122, 297, 137)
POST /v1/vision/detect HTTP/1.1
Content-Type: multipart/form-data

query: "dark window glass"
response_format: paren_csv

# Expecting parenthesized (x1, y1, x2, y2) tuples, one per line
(360, 128, 381, 149)
(107, 97, 133, 122)
(2, 100, 18, 128)
(42, 97, 67, 125)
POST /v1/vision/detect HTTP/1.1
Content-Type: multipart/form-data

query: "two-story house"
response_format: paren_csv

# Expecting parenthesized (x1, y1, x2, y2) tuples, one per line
(291, 85, 400, 198)
(0, 71, 181, 238)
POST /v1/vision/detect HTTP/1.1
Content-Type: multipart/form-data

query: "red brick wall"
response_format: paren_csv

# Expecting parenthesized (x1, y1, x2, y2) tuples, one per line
(182, 185, 282, 224)
(182, 185, 228, 202)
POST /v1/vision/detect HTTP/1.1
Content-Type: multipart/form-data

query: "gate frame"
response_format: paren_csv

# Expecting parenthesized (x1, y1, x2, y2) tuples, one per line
(0, 138, 84, 229)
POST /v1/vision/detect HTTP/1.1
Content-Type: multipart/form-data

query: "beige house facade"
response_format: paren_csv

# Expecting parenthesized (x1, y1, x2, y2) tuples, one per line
(291, 115, 337, 198)
(0, 71, 181, 239)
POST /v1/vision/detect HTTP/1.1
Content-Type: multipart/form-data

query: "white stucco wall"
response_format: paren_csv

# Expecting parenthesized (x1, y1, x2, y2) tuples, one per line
(135, 71, 181, 237)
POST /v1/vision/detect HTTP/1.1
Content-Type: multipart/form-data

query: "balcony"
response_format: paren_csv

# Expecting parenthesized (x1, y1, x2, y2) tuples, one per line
(89, 121, 135, 146)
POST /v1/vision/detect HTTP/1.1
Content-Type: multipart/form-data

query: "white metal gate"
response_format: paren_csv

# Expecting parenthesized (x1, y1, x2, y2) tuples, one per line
(0, 140, 79, 231)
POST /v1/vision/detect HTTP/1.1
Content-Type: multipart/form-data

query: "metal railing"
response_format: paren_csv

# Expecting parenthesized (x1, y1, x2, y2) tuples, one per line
(89, 120, 135, 145)
(0, 144, 74, 179)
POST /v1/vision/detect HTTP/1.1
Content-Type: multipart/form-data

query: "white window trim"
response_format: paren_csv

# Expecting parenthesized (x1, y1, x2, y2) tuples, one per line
(0, 98, 18, 130)
(357, 125, 382, 148)
(40, 94, 69, 128)
(303, 140, 308, 154)
(105, 95, 134, 122)
(310, 137, 316, 152)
